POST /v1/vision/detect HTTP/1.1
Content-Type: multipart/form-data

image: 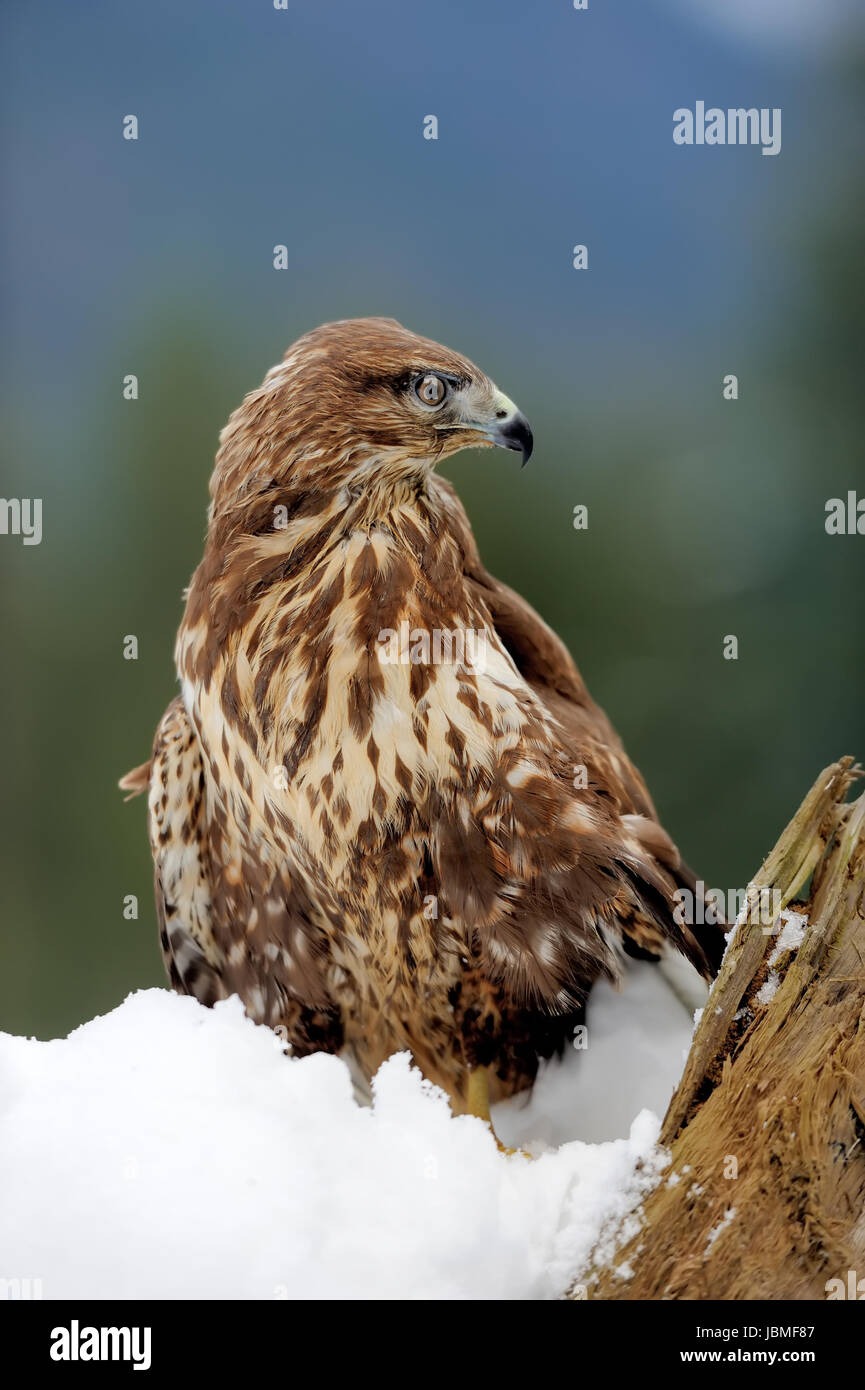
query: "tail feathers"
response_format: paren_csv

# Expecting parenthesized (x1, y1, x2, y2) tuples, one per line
(672, 856, 727, 977)
(119, 759, 151, 801)
(616, 825, 727, 983)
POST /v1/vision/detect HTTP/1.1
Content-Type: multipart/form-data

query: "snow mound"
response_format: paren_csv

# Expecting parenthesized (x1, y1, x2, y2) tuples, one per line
(0, 983, 681, 1300)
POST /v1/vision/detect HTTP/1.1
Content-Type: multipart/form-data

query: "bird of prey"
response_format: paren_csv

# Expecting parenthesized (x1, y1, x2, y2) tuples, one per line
(122, 317, 722, 1132)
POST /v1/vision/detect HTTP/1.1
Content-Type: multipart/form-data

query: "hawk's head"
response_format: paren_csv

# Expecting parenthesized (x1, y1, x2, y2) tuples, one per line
(211, 317, 532, 511)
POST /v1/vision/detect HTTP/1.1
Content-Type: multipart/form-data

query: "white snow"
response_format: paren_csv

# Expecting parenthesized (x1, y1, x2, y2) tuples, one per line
(0, 959, 701, 1301)
(768, 908, 809, 967)
(755, 972, 780, 1006)
(752, 908, 810, 1007)
(494, 959, 704, 1150)
(704, 1206, 737, 1257)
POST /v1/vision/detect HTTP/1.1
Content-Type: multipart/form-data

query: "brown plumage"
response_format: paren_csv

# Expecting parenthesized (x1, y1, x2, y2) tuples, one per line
(122, 317, 723, 1110)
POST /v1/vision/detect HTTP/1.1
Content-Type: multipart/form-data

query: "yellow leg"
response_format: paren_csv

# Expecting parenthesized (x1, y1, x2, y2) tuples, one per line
(465, 1066, 493, 1124)
(464, 1066, 528, 1156)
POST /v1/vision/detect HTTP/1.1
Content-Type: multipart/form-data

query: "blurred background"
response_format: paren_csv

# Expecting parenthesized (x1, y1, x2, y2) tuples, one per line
(2, 0, 863, 1038)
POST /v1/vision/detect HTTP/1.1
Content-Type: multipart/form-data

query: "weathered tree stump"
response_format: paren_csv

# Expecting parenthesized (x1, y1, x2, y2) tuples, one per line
(575, 758, 865, 1301)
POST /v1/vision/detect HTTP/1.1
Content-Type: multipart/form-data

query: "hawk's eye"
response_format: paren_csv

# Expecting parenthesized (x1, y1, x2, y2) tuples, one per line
(414, 373, 447, 408)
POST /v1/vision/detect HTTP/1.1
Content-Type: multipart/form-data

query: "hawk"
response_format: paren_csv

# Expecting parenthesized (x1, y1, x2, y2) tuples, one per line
(122, 318, 722, 1132)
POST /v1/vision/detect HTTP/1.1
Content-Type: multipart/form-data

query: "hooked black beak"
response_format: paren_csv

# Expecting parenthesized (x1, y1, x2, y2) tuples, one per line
(492, 411, 533, 467)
